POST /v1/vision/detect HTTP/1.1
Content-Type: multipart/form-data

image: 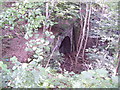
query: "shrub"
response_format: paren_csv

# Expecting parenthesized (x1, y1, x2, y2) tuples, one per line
(0, 56, 118, 88)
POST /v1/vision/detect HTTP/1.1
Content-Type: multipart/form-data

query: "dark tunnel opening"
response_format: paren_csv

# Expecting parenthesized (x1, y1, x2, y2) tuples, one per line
(59, 36, 71, 54)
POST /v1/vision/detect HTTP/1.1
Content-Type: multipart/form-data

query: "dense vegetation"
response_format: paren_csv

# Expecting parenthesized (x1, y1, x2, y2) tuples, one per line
(0, 0, 119, 88)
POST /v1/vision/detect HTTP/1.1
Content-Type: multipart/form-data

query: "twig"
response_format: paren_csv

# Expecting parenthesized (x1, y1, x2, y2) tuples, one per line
(45, 36, 60, 68)
(75, 4, 89, 66)
(77, 3, 83, 51)
(82, 4, 92, 59)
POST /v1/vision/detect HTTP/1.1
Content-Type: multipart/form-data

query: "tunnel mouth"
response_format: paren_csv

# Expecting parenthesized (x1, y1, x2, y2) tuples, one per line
(59, 36, 71, 55)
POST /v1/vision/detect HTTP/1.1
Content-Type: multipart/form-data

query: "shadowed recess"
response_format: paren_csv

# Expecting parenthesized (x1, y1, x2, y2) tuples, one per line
(59, 36, 71, 54)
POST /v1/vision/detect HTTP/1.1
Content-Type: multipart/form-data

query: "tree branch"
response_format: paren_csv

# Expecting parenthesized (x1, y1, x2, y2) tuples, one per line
(75, 4, 89, 66)
(82, 4, 92, 59)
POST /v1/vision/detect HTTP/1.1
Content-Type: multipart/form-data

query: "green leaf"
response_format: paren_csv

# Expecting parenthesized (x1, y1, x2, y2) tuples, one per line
(41, 16, 46, 20)
(33, 54, 38, 58)
(45, 31, 50, 37)
(95, 68, 108, 77)
(40, 38, 45, 43)
(10, 27, 14, 30)
(25, 47, 33, 51)
(32, 46, 37, 50)
(10, 56, 18, 61)
(28, 33, 33, 38)
(44, 40, 49, 45)
(50, 35, 55, 39)
(111, 76, 118, 84)
(36, 42, 41, 44)
(24, 34, 29, 40)
(81, 71, 93, 79)
(35, 49, 43, 54)
(38, 56, 44, 60)
(5, 26, 8, 29)
(34, 34, 40, 38)
(44, 46, 50, 51)
(0, 61, 3, 65)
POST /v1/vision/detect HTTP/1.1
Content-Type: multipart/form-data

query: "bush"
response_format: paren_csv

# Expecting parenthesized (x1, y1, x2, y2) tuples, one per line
(0, 56, 118, 88)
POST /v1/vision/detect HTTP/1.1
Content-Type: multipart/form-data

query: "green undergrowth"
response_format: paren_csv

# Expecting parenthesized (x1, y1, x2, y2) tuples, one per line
(0, 56, 118, 88)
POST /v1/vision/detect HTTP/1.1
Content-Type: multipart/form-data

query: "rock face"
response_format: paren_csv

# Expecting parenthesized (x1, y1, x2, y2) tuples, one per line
(59, 36, 71, 54)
